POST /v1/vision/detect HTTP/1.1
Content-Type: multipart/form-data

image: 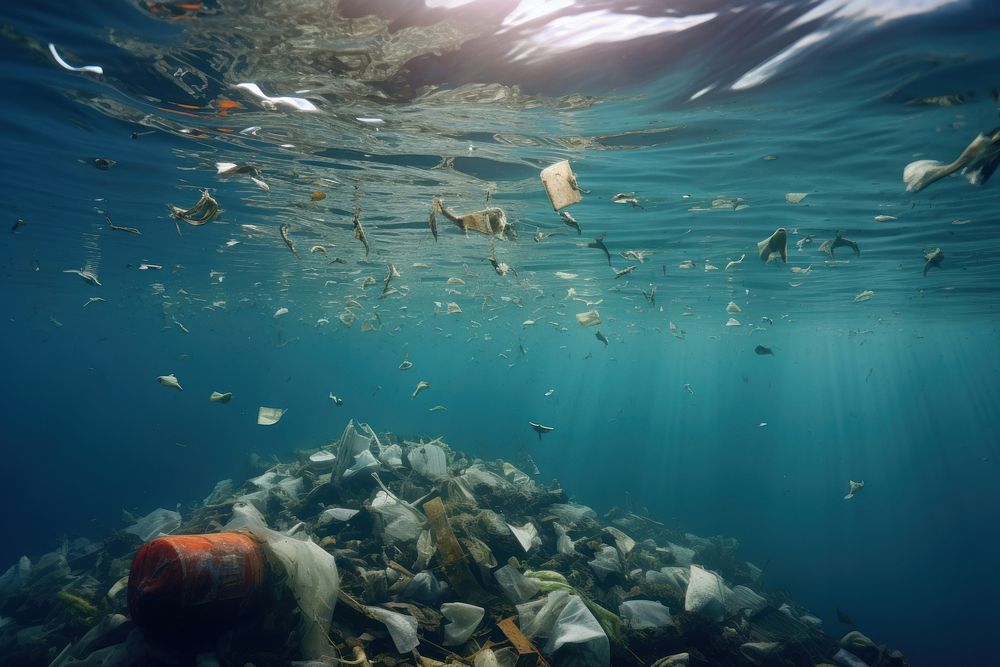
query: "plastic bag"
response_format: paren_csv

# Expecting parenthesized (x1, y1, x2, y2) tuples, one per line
(366, 606, 419, 653)
(440, 602, 485, 646)
(727, 585, 768, 614)
(494, 565, 540, 604)
(413, 529, 435, 570)
(334, 420, 374, 480)
(545, 594, 610, 667)
(371, 490, 425, 544)
(547, 503, 597, 526)
(553, 522, 576, 555)
(378, 443, 403, 468)
(588, 546, 622, 582)
(619, 600, 673, 630)
(507, 521, 540, 553)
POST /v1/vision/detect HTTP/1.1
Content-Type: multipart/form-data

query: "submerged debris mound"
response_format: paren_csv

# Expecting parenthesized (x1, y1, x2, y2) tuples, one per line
(0, 419, 908, 667)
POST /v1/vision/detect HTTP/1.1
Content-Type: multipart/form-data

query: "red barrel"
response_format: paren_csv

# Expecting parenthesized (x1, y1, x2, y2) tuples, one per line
(128, 532, 267, 638)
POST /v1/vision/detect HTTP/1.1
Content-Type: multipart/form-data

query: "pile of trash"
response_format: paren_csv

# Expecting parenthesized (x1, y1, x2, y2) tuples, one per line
(0, 419, 908, 667)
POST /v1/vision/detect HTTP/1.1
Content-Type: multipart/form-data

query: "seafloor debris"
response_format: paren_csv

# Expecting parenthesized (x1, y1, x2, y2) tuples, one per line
(0, 419, 908, 667)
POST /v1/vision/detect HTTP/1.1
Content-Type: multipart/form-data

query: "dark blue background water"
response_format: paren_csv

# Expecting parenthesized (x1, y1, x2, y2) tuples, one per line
(2, 1, 1000, 664)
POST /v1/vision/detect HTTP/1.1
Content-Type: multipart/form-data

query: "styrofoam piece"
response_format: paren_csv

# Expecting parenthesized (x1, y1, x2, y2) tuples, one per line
(540, 160, 583, 210)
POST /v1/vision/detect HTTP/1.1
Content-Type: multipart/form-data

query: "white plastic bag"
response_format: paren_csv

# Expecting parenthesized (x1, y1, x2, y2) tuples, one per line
(440, 602, 485, 646)
(619, 600, 673, 630)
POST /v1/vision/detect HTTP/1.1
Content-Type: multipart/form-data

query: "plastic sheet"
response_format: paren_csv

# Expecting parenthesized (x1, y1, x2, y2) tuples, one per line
(203, 479, 233, 505)
(125, 508, 181, 542)
(0, 556, 30, 602)
(646, 566, 689, 592)
(378, 443, 403, 468)
(366, 605, 419, 653)
(413, 529, 435, 570)
(668, 542, 695, 566)
(494, 565, 541, 604)
(440, 602, 485, 646)
(316, 507, 359, 526)
(619, 600, 673, 630)
(408, 443, 448, 480)
(334, 420, 374, 480)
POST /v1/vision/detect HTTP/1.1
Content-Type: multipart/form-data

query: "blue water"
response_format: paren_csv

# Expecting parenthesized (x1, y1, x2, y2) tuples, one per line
(2, 0, 1000, 663)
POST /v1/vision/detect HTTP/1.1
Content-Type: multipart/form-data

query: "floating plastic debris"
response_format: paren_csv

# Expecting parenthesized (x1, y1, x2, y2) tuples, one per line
(725, 254, 745, 271)
(235, 83, 318, 112)
(903, 127, 1000, 192)
(785, 192, 808, 204)
(356, 117, 385, 125)
(873, 215, 896, 222)
(853, 290, 875, 302)
(540, 160, 583, 210)
(156, 374, 182, 391)
(819, 231, 860, 257)
(412, 380, 430, 398)
(923, 247, 944, 276)
(844, 480, 865, 500)
(447, 302, 462, 314)
(575, 309, 601, 326)
(83, 297, 105, 308)
(725, 317, 741, 327)
(257, 406, 286, 425)
(726, 301, 742, 314)
(209, 391, 232, 403)
(529, 421, 554, 439)
(48, 43, 103, 75)
(757, 228, 788, 263)
(273, 307, 288, 318)
(311, 191, 326, 202)
(64, 268, 101, 286)
(168, 190, 221, 226)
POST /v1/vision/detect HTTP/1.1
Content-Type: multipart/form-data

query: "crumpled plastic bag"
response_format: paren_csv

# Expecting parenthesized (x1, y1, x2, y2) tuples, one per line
(517, 591, 610, 667)
(494, 564, 540, 604)
(588, 545, 622, 582)
(619, 600, 673, 630)
(547, 503, 597, 527)
(125, 508, 181, 542)
(343, 450, 379, 480)
(370, 490, 425, 544)
(440, 602, 485, 646)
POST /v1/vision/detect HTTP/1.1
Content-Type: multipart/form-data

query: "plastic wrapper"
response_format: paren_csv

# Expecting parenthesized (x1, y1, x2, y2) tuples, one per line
(619, 600, 673, 630)
(588, 546, 622, 582)
(494, 565, 541, 604)
(365, 606, 419, 653)
(125, 508, 181, 542)
(408, 443, 448, 480)
(440, 602, 485, 646)
(647, 566, 689, 591)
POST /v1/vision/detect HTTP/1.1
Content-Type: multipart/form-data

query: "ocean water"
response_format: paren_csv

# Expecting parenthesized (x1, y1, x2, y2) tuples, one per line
(1, 0, 999, 664)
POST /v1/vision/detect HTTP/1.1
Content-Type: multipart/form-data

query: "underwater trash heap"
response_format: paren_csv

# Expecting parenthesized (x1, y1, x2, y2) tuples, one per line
(0, 419, 908, 667)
